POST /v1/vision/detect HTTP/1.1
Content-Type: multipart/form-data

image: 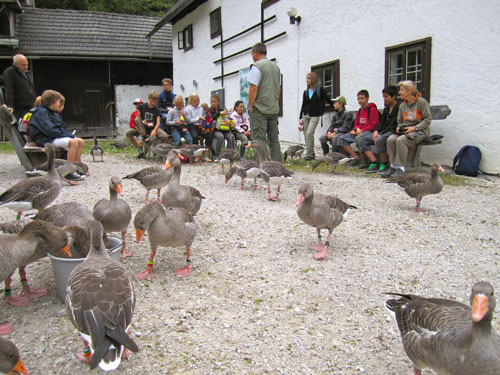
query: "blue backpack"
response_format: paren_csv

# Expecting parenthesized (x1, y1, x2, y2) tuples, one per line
(452, 145, 482, 177)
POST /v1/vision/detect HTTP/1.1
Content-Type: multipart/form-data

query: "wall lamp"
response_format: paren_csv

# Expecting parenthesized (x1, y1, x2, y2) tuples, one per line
(287, 7, 301, 25)
(193, 79, 198, 87)
(180, 84, 185, 91)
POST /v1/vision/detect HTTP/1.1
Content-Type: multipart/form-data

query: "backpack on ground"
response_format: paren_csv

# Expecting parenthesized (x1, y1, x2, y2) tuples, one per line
(452, 145, 482, 177)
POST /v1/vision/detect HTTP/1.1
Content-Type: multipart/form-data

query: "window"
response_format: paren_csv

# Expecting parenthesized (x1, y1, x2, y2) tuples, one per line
(262, 0, 279, 8)
(177, 31, 184, 50)
(311, 60, 340, 112)
(210, 8, 221, 39)
(0, 8, 10, 36)
(183, 25, 193, 51)
(385, 37, 432, 100)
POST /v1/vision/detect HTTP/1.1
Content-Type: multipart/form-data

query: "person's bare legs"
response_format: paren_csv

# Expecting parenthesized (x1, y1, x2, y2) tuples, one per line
(342, 145, 359, 159)
(67, 138, 85, 163)
(363, 150, 378, 163)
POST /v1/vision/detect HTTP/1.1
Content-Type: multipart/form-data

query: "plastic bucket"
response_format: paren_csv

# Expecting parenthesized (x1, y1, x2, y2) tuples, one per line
(47, 236, 122, 303)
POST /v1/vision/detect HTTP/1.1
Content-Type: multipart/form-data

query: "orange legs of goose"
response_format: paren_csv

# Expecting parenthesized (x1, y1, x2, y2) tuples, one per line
(267, 185, 281, 201)
(76, 339, 92, 365)
(415, 197, 427, 214)
(0, 322, 13, 335)
(174, 248, 191, 277)
(312, 230, 331, 260)
(308, 228, 324, 251)
(120, 231, 133, 259)
(134, 249, 156, 280)
(4, 267, 47, 307)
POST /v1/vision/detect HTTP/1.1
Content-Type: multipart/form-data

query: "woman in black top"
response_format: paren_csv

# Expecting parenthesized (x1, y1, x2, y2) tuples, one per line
(298, 72, 333, 160)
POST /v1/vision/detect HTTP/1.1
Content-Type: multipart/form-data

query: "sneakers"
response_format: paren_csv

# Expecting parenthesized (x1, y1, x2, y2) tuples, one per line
(391, 169, 405, 177)
(378, 163, 389, 172)
(65, 172, 83, 181)
(365, 162, 380, 173)
(214, 158, 220, 163)
(137, 147, 145, 159)
(381, 167, 398, 178)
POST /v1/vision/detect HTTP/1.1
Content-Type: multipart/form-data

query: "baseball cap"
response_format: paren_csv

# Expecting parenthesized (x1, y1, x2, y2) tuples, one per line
(331, 96, 346, 105)
(133, 98, 143, 104)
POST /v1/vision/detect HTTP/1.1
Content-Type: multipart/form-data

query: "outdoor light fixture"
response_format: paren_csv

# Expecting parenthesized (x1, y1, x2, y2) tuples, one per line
(193, 79, 198, 87)
(287, 7, 301, 25)
(180, 84, 185, 91)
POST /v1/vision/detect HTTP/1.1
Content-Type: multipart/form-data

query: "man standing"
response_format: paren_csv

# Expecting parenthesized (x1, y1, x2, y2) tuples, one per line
(3, 54, 37, 120)
(247, 42, 282, 162)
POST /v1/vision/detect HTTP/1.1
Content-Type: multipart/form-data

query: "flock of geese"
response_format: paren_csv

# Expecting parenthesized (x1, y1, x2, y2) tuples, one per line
(0, 139, 497, 374)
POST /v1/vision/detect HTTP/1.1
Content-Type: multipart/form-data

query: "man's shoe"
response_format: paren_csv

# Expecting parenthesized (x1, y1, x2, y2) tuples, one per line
(214, 158, 220, 163)
(65, 172, 83, 181)
(390, 169, 405, 178)
(381, 167, 397, 178)
(358, 161, 369, 169)
(365, 162, 380, 173)
(377, 163, 389, 172)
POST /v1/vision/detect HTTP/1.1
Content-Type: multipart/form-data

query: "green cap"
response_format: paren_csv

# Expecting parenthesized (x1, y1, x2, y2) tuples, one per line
(331, 95, 346, 105)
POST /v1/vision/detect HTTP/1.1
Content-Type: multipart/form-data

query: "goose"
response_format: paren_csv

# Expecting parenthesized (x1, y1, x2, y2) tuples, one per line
(134, 202, 197, 279)
(217, 133, 239, 172)
(161, 153, 204, 215)
(385, 281, 500, 375)
(179, 144, 208, 164)
(34, 202, 98, 258)
(386, 163, 444, 213)
(150, 143, 177, 163)
(111, 140, 128, 152)
(123, 157, 174, 203)
(0, 220, 70, 307)
(311, 152, 352, 174)
(246, 140, 294, 201)
(0, 219, 28, 235)
(90, 136, 104, 162)
(296, 183, 356, 260)
(0, 337, 27, 374)
(0, 143, 61, 220)
(28, 158, 85, 185)
(282, 145, 305, 162)
(93, 177, 133, 258)
(224, 160, 261, 190)
(66, 221, 138, 371)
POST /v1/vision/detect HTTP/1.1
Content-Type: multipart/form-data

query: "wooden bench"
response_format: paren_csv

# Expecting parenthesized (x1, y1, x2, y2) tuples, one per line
(0, 104, 65, 170)
(348, 104, 451, 167)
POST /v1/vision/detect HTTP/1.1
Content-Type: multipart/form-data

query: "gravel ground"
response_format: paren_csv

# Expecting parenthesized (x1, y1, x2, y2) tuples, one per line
(0, 150, 499, 375)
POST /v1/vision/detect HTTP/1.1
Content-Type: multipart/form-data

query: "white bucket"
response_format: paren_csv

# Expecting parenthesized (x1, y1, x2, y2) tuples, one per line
(47, 236, 122, 303)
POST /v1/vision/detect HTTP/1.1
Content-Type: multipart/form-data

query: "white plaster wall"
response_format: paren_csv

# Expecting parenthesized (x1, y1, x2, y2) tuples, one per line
(170, 0, 500, 173)
(114, 85, 162, 136)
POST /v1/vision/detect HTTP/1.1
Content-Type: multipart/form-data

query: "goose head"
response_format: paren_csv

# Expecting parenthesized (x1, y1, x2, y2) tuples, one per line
(21, 220, 71, 258)
(296, 183, 313, 206)
(471, 281, 496, 323)
(110, 176, 124, 196)
(133, 202, 164, 242)
(225, 166, 236, 184)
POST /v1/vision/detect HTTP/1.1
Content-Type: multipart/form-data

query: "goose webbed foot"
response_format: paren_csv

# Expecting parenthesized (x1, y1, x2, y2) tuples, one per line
(134, 267, 154, 280)
(174, 264, 191, 277)
(4, 295, 30, 307)
(120, 248, 133, 259)
(313, 245, 328, 260)
(76, 340, 92, 365)
(308, 242, 324, 251)
(0, 322, 14, 335)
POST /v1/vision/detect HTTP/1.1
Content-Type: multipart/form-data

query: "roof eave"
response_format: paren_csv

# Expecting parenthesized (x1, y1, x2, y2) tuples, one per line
(147, 0, 207, 38)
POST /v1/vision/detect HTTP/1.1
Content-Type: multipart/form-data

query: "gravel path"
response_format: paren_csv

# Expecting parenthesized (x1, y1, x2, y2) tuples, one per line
(0, 151, 499, 375)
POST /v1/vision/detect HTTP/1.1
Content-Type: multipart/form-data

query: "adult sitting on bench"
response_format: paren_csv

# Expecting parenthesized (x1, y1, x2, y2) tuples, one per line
(381, 80, 432, 178)
(28, 90, 85, 180)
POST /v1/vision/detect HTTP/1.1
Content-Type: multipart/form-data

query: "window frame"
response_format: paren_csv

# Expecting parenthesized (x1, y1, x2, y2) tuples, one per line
(261, 0, 279, 9)
(209, 7, 221, 39)
(177, 31, 184, 50)
(183, 24, 193, 51)
(311, 59, 340, 113)
(385, 37, 432, 101)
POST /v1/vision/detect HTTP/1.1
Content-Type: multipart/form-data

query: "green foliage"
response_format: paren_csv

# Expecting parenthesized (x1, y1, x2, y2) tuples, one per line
(35, 0, 175, 16)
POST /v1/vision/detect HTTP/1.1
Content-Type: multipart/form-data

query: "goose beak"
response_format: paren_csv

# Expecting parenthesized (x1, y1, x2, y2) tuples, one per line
(295, 194, 305, 206)
(9, 357, 27, 374)
(136, 228, 144, 243)
(224, 178, 229, 184)
(163, 161, 172, 171)
(61, 244, 72, 258)
(472, 294, 489, 322)
(115, 184, 124, 196)
(438, 165, 445, 172)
